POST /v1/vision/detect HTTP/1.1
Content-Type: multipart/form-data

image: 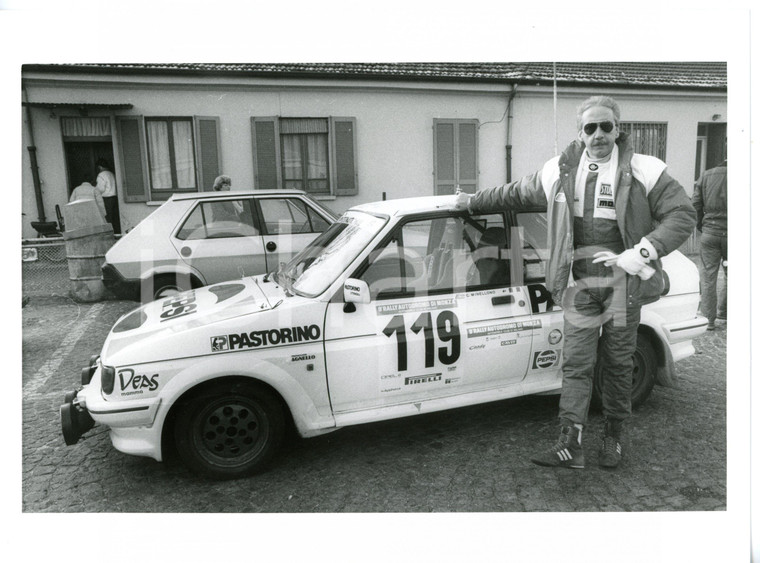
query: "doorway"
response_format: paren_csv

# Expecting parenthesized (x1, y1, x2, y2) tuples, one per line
(64, 141, 114, 196)
(695, 122, 727, 180)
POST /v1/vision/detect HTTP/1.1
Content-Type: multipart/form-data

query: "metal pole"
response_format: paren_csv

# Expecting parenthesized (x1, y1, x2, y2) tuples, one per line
(22, 83, 47, 222)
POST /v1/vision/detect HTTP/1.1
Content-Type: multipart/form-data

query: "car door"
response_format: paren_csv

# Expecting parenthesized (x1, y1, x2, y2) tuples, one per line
(512, 210, 566, 380)
(256, 196, 333, 271)
(323, 212, 535, 414)
(171, 197, 267, 284)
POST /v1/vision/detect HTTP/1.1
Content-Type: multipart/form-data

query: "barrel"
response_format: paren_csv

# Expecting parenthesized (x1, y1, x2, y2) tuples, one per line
(62, 200, 115, 302)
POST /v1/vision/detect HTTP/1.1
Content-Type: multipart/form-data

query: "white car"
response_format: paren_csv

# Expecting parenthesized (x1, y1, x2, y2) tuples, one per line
(61, 195, 707, 479)
(101, 189, 337, 301)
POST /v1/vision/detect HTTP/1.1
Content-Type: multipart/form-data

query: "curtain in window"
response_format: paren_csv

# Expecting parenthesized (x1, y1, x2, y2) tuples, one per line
(306, 134, 328, 192)
(282, 135, 303, 188)
(147, 121, 172, 190)
(61, 117, 111, 137)
(173, 121, 196, 188)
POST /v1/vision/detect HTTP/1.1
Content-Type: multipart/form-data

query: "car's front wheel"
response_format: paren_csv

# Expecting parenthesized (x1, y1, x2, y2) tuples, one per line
(174, 381, 285, 480)
(593, 332, 657, 409)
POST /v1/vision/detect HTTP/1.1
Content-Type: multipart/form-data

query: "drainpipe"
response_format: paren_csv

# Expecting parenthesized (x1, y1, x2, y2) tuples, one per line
(505, 85, 517, 183)
(22, 82, 46, 222)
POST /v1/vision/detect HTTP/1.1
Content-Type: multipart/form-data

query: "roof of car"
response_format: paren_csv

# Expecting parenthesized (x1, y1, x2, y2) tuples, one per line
(170, 189, 309, 201)
(351, 195, 459, 217)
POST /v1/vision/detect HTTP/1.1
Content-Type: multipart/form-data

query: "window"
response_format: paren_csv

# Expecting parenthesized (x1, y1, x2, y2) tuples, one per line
(116, 115, 220, 203)
(176, 199, 258, 240)
(280, 119, 329, 194)
(252, 116, 358, 196)
(258, 198, 331, 235)
(434, 119, 479, 195)
(515, 212, 549, 283)
(619, 122, 667, 160)
(359, 213, 509, 299)
(145, 118, 197, 194)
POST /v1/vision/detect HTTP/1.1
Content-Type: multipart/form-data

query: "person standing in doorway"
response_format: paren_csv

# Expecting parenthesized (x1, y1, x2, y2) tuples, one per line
(692, 159, 728, 330)
(455, 95, 695, 469)
(95, 158, 121, 234)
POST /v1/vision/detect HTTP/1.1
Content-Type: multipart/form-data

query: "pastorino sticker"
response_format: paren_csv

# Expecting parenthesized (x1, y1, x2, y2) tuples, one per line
(212, 325, 321, 352)
(532, 349, 560, 369)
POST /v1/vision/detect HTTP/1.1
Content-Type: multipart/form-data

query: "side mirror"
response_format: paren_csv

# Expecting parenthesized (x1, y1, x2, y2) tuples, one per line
(344, 278, 370, 304)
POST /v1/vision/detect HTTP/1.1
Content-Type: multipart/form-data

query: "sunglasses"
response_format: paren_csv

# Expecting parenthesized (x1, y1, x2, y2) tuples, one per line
(583, 121, 615, 135)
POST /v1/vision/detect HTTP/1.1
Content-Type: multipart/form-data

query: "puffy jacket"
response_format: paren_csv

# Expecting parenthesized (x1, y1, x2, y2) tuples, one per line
(692, 162, 727, 236)
(470, 133, 696, 306)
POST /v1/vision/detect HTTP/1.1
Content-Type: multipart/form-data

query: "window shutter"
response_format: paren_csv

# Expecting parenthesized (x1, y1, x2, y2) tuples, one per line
(433, 119, 478, 195)
(329, 116, 358, 196)
(194, 116, 221, 191)
(251, 117, 281, 189)
(116, 116, 149, 202)
(434, 120, 456, 195)
(457, 121, 478, 194)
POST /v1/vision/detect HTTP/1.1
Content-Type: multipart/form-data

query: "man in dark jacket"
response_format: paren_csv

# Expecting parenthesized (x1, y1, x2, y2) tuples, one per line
(455, 95, 696, 469)
(692, 160, 727, 330)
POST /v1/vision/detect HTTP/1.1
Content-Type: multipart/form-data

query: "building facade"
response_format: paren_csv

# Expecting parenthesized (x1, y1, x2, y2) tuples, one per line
(21, 63, 727, 239)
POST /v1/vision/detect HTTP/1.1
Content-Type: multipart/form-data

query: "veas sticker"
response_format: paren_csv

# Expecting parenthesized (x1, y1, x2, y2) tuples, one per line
(118, 368, 159, 394)
(211, 325, 321, 352)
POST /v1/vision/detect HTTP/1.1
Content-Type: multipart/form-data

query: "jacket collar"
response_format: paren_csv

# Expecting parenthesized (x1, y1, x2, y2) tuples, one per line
(559, 131, 633, 171)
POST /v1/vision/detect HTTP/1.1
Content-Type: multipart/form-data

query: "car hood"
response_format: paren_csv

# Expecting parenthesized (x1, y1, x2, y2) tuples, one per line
(101, 276, 287, 363)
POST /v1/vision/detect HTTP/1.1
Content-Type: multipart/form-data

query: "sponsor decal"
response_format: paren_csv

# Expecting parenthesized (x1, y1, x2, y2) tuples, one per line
(22, 247, 38, 262)
(160, 291, 198, 322)
(405, 373, 442, 386)
(588, 163, 599, 171)
(381, 387, 402, 393)
(548, 329, 563, 345)
(597, 199, 615, 209)
(291, 353, 316, 362)
(500, 339, 517, 346)
(376, 298, 456, 316)
(465, 289, 496, 298)
(211, 324, 321, 352)
(599, 183, 613, 196)
(467, 320, 541, 339)
(117, 368, 159, 395)
(345, 283, 361, 293)
(211, 336, 229, 352)
(468, 344, 486, 351)
(532, 349, 560, 369)
(445, 376, 461, 385)
(381, 373, 402, 380)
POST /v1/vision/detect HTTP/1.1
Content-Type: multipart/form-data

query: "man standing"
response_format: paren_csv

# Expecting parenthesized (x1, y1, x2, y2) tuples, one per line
(692, 160, 728, 330)
(455, 95, 695, 469)
(95, 158, 121, 234)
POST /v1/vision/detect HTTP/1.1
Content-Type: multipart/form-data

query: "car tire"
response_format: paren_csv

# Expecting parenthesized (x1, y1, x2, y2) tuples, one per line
(174, 381, 285, 480)
(592, 332, 657, 410)
(148, 274, 192, 301)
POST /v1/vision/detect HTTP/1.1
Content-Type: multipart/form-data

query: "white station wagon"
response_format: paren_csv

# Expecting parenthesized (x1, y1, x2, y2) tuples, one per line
(61, 195, 707, 479)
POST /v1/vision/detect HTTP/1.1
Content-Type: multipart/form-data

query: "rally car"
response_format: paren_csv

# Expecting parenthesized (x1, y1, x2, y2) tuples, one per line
(60, 195, 707, 479)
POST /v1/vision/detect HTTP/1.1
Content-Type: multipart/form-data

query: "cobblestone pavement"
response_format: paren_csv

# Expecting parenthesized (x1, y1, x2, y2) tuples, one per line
(21, 295, 727, 513)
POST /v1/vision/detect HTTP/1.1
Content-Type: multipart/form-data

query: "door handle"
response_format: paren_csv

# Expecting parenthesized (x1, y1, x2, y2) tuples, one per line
(491, 295, 514, 306)
(266, 241, 277, 252)
(180, 246, 192, 257)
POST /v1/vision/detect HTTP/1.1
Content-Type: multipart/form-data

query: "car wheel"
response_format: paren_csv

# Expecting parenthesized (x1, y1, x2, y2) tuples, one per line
(592, 332, 657, 410)
(148, 274, 191, 301)
(174, 381, 285, 480)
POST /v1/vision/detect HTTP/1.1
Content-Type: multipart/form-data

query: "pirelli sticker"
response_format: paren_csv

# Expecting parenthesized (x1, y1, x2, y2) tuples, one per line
(376, 298, 457, 316)
(211, 325, 321, 352)
(467, 320, 541, 339)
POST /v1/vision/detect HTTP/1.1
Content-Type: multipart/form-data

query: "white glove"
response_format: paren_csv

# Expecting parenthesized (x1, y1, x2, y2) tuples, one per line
(614, 247, 649, 276)
(592, 238, 657, 280)
(454, 189, 472, 212)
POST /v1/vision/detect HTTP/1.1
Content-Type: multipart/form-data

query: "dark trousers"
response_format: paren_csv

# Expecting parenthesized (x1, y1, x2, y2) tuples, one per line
(558, 274, 641, 426)
(699, 232, 727, 322)
(103, 196, 121, 234)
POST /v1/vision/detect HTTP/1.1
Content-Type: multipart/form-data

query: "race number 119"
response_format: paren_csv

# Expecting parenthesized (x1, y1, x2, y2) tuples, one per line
(382, 310, 461, 372)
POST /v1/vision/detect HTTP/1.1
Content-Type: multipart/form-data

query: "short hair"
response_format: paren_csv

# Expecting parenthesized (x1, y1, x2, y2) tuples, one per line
(96, 158, 110, 169)
(576, 95, 621, 130)
(212, 175, 231, 191)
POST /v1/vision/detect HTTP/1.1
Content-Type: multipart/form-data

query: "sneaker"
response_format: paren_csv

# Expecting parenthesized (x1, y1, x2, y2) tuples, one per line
(707, 321, 715, 331)
(716, 313, 727, 321)
(599, 419, 623, 469)
(530, 425, 585, 469)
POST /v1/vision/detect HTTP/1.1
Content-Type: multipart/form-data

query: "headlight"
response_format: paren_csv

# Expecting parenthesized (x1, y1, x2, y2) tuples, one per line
(101, 365, 116, 394)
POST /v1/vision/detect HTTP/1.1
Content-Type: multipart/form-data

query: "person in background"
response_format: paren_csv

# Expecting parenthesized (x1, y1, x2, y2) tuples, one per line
(692, 159, 728, 330)
(455, 95, 695, 470)
(210, 174, 242, 221)
(95, 158, 121, 234)
(69, 180, 106, 220)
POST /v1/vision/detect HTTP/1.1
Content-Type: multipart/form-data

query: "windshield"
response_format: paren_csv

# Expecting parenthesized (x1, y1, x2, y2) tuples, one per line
(277, 211, 387, 297)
